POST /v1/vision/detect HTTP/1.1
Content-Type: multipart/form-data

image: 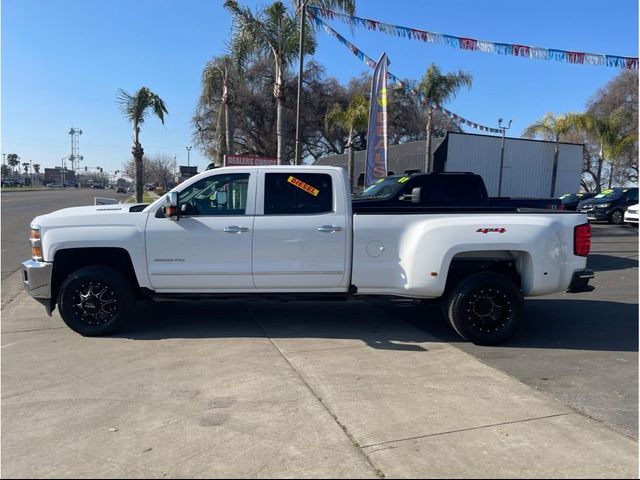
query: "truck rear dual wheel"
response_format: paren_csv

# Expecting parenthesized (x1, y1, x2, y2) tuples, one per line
(445, 272, 524, 345)
(57, 266, 135, 336)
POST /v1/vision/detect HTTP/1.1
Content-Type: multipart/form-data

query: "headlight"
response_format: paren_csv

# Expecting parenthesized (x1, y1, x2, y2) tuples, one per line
(596, 203, 610, 208)
(30, 225, 42, 261)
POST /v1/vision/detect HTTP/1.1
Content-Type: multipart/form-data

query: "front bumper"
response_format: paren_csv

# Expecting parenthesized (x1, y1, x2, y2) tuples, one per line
(567, 269, 595, 293)
(22, 259, 53, 314)
(624, 212, 638, 224)
(580, 208, 609, 221)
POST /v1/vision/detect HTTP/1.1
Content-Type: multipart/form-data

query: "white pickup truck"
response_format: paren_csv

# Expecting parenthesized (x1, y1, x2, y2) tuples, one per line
(22, 166, 594, 345)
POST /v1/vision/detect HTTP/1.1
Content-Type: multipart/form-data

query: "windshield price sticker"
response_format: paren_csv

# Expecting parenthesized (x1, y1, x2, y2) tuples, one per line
(288, 176, 319, 197)
(398, 176, 410, 183)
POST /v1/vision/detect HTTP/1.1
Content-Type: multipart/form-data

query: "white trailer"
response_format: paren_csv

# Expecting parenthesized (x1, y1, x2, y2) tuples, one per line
(433, 132, 584, 198)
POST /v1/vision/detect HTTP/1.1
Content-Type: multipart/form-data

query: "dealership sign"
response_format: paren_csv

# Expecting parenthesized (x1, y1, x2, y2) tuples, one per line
(224, 154, 278, 166)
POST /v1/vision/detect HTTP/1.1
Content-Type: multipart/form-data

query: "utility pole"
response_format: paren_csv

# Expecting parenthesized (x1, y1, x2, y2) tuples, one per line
(294, 0, 308, 166)
(497, 118, 512, 197)
(186, 146, 192, 167)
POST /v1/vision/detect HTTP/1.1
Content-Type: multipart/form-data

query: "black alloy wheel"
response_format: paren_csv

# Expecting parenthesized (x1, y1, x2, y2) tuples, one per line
(445, 271, 524, 345)
(71, 281, 119, 326)
(58, 266, 135, 336)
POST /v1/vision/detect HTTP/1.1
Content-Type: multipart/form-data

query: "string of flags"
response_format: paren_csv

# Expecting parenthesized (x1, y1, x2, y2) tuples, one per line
(309, 11, 502, 134)
(307, 6, 639, 70)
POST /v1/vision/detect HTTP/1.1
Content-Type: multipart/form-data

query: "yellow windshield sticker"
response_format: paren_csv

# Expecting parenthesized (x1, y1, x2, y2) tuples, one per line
(602, 189, 614, 194)
(398, 176, 410, 183)
(376, 178, 385, 184)
(287, 176, 319, 197)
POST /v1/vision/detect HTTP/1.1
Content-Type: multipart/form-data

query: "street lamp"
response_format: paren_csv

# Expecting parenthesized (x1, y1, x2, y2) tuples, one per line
(497, 118, 512, 197)
(186, 146, 192, 167)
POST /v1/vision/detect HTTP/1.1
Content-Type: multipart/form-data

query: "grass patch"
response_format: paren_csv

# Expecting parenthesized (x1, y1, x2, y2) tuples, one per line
(126, 192, 157, 204)
(1, 187, 51, 192)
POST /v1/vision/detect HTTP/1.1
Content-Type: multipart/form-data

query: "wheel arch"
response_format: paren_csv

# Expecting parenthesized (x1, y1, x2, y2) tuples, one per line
(51, 247, 141, 310)
(444, 250, 525, 296)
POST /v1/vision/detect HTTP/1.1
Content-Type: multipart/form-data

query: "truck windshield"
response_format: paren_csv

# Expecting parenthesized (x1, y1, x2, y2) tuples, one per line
(356, 176, 407, 200)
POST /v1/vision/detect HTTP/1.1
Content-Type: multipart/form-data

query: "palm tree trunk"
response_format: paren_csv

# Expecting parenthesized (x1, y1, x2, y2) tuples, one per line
(133, 125, 144, 203)
(223, 79, 233, 157)
(608, 161, 615, 189)
(225, 100, 233, 156)
(425, 107, 433, 172)
(347, 127, 354, 192)
(596, 143, 604, 193)
(214, 103, 226, 166)
(274, 58, 286, 165)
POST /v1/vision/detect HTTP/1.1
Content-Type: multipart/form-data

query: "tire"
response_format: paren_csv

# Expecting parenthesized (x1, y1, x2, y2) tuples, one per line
(57, 265, 135, 336)
(609, 209, 624, 225)
(445, 272, 524, 345)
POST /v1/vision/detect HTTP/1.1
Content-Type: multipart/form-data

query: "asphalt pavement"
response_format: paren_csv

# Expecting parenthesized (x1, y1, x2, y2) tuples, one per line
(1, 188, 129, 280)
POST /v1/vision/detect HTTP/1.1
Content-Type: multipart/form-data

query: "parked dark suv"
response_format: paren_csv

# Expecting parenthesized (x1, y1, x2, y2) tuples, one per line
(559, 192, 595, 211)
(577, 187, 639, 224)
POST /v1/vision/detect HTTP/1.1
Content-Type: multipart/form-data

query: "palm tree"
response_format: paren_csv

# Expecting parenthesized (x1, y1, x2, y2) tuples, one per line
(117, 87, 168, 203)
(202, 54, 240, 165)
(523, 113, 576, 197)
(325, 94, 369, 191)
(417, 64, 472, 172)
(7, 153, 19, 178)
(292, 0, 357, 164)
(568, 111, 637, 191)
(225, 0, 316, 164)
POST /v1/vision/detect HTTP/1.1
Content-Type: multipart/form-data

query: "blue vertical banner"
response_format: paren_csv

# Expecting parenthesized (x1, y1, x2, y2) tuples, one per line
(365, 53, 389, 187)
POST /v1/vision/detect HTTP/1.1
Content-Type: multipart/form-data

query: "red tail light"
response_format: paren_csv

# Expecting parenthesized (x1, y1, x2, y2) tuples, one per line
(574, 223, 591, 257)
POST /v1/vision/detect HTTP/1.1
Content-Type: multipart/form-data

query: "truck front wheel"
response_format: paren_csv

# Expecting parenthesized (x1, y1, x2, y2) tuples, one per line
(57, 266, 135, 336)
(445, 272, 524, 345)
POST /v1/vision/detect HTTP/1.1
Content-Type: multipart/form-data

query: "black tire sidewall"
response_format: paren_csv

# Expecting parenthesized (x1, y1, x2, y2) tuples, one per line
(58, 266, 135, 336)
(447, 272, 524, 345)
(610, 209, 624, 225)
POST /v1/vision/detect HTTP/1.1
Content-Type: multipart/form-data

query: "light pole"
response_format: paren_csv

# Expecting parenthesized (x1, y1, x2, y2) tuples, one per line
(61, 157, 66, 185)
(294, 0, 309, 166)
(186, 146, 192, 167)
(497, 118, 512, 197)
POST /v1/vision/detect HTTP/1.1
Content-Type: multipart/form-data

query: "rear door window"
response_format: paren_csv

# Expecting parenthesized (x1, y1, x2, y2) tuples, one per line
(440, 176, 485, 203)
(264, 173, 333, 215)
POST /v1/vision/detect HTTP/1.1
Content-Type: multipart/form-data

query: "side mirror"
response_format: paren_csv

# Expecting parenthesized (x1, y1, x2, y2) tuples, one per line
(400, 187, 421, 204)
(165, 192, 179, 221)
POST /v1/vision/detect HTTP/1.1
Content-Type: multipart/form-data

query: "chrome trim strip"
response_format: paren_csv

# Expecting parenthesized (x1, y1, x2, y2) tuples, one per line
(149, 271, 343, 276)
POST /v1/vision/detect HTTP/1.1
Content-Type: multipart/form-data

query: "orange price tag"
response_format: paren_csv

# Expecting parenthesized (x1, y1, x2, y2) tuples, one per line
(287, 176, 319, 197)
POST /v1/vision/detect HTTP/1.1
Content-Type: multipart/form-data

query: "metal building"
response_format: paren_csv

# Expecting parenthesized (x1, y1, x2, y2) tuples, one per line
(434, 132, 584, 198)
(314, 132, 583, 198)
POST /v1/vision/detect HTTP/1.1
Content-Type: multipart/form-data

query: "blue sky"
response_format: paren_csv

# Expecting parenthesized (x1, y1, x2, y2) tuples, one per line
(2, 0, 638, 176)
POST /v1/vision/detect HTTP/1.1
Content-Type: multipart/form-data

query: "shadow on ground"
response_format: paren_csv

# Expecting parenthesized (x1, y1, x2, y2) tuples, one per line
(120, 299, 433, 352)
(588, 254, 638, 272)
(403, 299, 638, 353)
(118, 297, 637, 353)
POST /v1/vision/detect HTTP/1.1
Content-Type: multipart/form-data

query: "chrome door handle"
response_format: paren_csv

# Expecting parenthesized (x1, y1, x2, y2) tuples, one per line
(224, 226, 249, 234)
(317, 225, 343, 233)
